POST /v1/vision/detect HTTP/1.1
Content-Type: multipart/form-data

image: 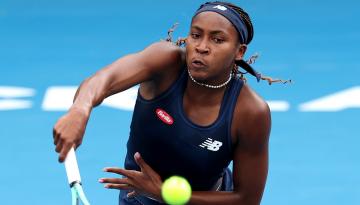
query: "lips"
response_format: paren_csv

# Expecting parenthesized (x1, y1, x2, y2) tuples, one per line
(191, 58, 207, 68)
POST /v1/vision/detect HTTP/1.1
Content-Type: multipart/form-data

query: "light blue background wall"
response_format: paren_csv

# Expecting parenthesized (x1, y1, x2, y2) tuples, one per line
(1, 0, 359, 204)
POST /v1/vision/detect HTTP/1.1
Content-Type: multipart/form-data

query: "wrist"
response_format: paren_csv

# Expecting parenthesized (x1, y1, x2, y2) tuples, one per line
(69, 104, 92, 117)
(153, 182, 164, 203)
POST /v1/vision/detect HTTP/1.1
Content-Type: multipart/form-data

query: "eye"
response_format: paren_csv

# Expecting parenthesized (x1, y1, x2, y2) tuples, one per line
(191, 33, 200, 39)
(213, 37, 224, 44)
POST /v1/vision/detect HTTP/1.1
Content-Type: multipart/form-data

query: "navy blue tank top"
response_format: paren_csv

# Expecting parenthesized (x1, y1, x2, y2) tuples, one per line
(124, 68, 243, 191)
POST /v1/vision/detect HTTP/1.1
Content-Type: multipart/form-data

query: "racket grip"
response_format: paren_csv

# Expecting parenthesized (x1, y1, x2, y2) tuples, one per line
(64, 147, 82, 185)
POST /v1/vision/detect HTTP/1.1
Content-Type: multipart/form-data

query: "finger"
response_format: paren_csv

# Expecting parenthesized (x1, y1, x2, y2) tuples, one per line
(99, 178, 130, 184)
(127, 190, 138, 198)
(103, 167, 137, 178)
(75, 139, 82, 149)
(58, 141, 73, 163)
(53, 125, 61, 147)
(104, 183, 134, 190)
(54, 132, 61, 146)
(134, 152, 152, 172)
(53, 128, 59, 145)
(54, 134, 59, 145)
(55, 139, 63, 153)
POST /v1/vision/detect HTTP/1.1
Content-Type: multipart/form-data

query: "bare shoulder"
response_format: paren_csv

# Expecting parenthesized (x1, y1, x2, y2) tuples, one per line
(232, 83, 271, 148)
(237, 83, 270, 118)
(142, 41, 183, 55)
(139, 41, 185, 72)
(137, 41, 186, 99)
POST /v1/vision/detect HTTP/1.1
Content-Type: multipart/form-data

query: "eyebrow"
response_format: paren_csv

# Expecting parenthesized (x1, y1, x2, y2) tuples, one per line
(191, 25, 228, 36)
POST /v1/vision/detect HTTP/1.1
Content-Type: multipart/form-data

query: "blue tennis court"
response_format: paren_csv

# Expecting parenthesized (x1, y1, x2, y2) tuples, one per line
(1, 0, 359, 204)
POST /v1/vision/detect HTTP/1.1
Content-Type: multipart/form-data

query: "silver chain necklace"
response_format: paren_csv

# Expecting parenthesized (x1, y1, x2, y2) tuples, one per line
(187, 68, 233, 89)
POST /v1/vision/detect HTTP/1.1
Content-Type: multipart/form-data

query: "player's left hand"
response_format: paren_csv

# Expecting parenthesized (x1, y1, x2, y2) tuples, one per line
(99, 152, 163, 202)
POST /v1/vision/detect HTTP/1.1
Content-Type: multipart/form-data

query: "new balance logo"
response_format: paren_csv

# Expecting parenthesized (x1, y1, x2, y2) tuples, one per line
(199, 138, 223, 151)
(213, 5, 227, 11)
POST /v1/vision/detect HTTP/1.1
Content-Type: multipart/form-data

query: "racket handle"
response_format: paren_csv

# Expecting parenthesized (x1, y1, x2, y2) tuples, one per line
(64, 147, 81, 185)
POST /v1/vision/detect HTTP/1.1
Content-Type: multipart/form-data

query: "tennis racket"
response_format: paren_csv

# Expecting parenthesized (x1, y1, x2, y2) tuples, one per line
(64, 147, 91, 205)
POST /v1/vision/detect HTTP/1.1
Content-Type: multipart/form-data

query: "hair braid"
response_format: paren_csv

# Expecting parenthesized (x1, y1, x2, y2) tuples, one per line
(216, 2, 291, 84)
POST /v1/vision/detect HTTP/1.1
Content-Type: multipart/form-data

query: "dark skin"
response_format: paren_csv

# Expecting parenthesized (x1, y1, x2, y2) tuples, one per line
(53, 11, 270, 205)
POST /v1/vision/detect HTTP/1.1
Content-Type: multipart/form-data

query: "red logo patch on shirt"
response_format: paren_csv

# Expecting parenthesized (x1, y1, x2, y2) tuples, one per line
(156, 108, 174, 125)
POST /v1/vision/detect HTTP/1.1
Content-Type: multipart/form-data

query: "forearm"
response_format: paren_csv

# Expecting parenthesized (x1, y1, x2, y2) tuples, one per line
(53, 70, 113, 162)
(188, 191, 259, 205)
(71, 72, 110, 115)
(71, 55, 138, 113)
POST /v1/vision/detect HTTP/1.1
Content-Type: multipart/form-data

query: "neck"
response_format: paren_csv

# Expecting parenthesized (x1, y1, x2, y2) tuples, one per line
(187, 68, 233, 89)
(184, 76, 228, 106)
(184, 67, 233, 104)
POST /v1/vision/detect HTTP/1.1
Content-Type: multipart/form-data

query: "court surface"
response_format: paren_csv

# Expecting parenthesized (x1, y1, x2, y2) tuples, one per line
(0, 0, 359, 204)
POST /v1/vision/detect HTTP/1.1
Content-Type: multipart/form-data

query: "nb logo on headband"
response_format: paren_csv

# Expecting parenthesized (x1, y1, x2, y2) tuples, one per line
(213, 5, 227, 11)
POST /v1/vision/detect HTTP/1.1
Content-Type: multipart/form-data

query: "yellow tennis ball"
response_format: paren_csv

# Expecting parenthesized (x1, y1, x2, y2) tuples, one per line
(161, 176, 192, 205)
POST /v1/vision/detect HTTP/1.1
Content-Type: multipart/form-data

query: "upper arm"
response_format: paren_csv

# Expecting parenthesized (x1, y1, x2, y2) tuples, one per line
(94, 41, 184, 97)
(232, 95, 271, 204)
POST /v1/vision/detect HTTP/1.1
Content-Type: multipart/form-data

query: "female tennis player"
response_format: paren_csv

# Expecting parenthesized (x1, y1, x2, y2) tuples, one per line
(53, 1, 272, 204)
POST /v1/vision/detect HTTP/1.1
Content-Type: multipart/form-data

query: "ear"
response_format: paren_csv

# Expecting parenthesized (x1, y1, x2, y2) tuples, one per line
(235, 44, 247, 61)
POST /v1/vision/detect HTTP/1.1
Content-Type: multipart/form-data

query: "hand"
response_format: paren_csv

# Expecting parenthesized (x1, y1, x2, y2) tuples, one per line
(99, 152, 163, 202)
(53, 107, 89, 162)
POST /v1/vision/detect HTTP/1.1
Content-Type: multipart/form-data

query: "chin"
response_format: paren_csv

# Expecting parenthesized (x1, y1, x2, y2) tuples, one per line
(187, 67, 208, 82)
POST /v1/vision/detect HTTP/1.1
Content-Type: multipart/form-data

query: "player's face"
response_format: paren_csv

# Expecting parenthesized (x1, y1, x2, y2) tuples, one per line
(186, 11, 245, 84)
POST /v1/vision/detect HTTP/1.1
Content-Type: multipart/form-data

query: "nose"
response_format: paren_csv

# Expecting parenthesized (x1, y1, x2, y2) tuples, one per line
(195, 39, 210, 54)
